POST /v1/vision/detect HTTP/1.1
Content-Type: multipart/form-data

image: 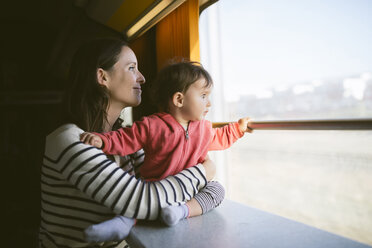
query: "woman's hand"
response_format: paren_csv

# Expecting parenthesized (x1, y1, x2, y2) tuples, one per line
(80, 132, 103, 148)
(238, 117, 253, 133)
(202, 155, 216, 181)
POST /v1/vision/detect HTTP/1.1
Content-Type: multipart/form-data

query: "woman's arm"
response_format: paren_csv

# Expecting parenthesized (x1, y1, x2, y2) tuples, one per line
(201, 155, 216, 181)
(44, 124, 208, 220)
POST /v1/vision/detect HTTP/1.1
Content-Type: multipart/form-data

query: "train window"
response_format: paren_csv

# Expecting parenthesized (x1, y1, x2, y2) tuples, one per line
(199, 0, 372, 245)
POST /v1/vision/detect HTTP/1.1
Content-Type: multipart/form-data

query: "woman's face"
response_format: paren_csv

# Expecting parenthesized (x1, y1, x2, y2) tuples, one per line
(105, 46, 145, 108)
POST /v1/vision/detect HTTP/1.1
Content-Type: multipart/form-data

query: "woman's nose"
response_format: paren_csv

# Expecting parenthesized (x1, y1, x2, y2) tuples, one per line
(137, 71, 145, 84)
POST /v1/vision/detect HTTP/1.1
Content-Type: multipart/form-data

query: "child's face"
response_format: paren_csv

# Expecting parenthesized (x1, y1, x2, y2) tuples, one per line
(182, 77, 212, 121)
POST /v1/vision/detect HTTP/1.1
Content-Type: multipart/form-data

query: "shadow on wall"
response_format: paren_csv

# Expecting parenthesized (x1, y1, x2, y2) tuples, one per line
(1, 0, 122, 246)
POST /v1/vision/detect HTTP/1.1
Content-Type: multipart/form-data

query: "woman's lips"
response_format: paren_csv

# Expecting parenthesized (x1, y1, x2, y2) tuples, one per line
(133, 87, 142, 93)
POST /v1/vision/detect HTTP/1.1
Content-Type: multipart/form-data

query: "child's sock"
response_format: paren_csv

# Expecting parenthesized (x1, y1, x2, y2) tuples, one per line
(160, 204, 189, 226)
(84, 216, 135, 242)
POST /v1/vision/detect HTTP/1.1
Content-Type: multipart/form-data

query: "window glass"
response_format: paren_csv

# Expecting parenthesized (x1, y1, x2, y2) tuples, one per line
(199, 0, 372, 245)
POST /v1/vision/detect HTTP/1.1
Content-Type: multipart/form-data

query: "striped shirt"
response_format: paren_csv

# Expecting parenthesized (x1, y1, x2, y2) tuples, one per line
(39, 124, 207, 247)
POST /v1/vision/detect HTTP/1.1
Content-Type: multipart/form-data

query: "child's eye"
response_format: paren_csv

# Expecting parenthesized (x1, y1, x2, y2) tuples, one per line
(201, 94, 206, 99)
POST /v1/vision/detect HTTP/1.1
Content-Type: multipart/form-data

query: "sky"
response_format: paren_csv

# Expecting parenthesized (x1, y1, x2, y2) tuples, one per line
(199, 0, 372, 101)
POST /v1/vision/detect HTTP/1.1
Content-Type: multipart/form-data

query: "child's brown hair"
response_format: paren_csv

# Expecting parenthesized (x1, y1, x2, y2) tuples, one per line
(152, 60, 213, 112)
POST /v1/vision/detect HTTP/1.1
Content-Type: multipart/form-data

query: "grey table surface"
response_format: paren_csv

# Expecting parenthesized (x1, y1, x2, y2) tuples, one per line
(127, 200, 371, 248)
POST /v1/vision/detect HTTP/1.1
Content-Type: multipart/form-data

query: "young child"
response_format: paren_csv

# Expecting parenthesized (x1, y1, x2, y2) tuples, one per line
(80, 61, 252, 242)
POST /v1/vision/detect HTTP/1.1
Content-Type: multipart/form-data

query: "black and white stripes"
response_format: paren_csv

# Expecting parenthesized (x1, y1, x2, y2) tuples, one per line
(194, 181, 225, 214)
(39, 124, 207, 247)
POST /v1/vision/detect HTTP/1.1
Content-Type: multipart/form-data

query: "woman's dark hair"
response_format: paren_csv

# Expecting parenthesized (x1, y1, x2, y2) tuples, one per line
(152, 60, 213, 112)
(64, 38, 128, 132)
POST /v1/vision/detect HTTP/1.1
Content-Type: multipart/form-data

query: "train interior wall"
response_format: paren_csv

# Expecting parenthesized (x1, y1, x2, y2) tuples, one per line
(0, 1, 133, 246)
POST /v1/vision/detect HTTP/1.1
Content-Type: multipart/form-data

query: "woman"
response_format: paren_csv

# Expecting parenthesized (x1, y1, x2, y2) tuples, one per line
(39, 38, 216, 247)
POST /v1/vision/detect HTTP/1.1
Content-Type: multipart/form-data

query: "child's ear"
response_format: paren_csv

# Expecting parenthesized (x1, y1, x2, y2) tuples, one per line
(97, 68, 109, 88)
(172, 92, 184, 108)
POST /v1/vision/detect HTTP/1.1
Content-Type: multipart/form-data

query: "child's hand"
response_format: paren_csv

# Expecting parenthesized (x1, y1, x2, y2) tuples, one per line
(238, 117, 253, 133)
(80, 132, 103, 148)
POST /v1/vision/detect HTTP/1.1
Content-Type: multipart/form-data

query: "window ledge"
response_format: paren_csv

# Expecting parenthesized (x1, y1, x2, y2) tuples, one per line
(127, 200, 370, 248)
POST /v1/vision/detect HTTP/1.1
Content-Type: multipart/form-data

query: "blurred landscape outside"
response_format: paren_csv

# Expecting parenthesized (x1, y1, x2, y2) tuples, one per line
(199, 0, 372, 245)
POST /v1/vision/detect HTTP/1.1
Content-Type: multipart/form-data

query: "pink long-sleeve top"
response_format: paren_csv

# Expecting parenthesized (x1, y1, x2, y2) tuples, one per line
(96, 112, 244, 181)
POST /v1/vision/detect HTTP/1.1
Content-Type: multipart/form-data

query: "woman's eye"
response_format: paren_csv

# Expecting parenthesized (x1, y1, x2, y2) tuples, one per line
(202, 94, 206, 99)
(129, 66, 135, 71)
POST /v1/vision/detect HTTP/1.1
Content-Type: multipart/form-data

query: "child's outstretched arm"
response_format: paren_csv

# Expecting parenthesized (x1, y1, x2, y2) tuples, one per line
(80, 132, 103, 148)
(208, 117, 252, 151)
(238, 117, 253, 133)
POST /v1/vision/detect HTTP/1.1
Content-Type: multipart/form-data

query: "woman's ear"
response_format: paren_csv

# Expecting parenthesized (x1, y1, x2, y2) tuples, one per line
(97, 68, 109, 87)
(172, 92, 184, 108)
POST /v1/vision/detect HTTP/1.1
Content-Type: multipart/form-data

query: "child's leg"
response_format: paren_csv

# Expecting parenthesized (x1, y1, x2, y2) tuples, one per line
(192, 181, 225, 216)
(160, 181, 225, 226)
(84, 216, 135, 242)
(185, 198, 202, 217)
